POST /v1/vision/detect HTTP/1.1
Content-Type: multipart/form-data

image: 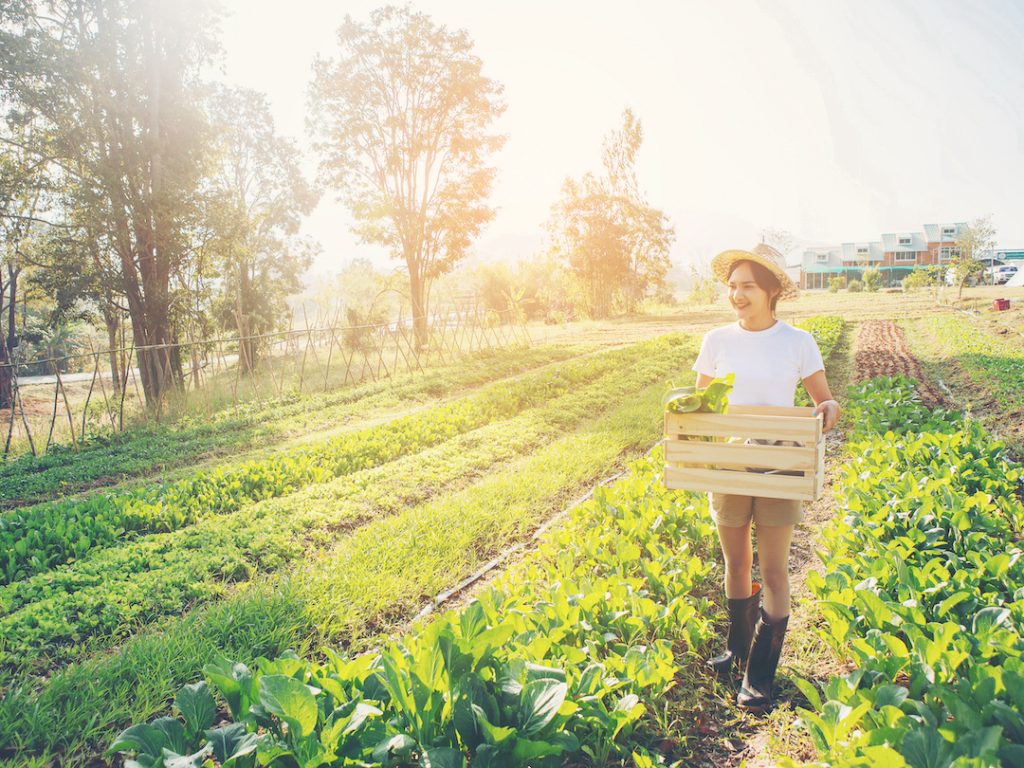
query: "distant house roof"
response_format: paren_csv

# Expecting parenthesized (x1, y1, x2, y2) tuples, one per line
(922, 223, 966, 242)
(881, 232, 927, 251)
(840, 241, 883, 261)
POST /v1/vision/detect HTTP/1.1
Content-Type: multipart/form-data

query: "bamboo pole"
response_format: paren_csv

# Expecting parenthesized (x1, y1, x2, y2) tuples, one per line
(51, 360, 79, 452)
(89, 338, 118, 431)
(81, 347, 101, 439)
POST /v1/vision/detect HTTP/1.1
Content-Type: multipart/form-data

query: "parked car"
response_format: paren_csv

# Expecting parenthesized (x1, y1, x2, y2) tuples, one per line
(992, 264, 1019, 285)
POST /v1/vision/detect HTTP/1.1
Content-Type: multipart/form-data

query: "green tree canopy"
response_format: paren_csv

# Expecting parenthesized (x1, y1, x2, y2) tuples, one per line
(546, 109, 674, 318)
(309, 5, 506, 346)
(200, 85, 319, 369)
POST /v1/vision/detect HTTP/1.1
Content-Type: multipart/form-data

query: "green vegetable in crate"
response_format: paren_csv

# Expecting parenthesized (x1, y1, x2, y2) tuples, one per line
(663, 373, 735, 414)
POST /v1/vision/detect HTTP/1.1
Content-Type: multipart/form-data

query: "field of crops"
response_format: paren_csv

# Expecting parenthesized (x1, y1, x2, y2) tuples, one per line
(3, 306, 1023, 767)
(902, 312, 1024, 455)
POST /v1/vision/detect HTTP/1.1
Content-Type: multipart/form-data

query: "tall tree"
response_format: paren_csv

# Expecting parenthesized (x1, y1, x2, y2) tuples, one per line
(309, 5, 506, 347)
(201, 85, 318, 370)
(760, 228, 797, 263)
(546, 109, 673, 318)
(0, 0, 220, 408)
(0, 121, 50, 407)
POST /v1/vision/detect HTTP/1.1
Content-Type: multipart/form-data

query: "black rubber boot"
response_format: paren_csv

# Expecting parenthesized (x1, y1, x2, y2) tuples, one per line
(737, 608, 790, 712)
(706, 582, 762, 676)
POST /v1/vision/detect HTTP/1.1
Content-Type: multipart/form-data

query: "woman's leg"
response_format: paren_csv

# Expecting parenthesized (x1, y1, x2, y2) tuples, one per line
(753, 522, 795, 620)
(717, 520, 754, 599)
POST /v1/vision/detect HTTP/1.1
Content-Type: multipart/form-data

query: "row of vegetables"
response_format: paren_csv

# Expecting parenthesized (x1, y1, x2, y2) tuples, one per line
(0, 336, 694, 671)
(0, 341, 653, 586)
(0, 345, 578, 507)
(793, 375, 1024, 767)
(109, 451, 718, 768)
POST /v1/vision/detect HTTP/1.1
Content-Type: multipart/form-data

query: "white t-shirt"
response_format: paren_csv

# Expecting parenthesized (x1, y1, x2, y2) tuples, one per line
(691, 320, 825, 407)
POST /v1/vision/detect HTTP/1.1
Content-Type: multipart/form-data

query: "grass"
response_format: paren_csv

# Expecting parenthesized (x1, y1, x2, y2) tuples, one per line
(0, 335, 693, 671)
(901, 312, 1024, 457)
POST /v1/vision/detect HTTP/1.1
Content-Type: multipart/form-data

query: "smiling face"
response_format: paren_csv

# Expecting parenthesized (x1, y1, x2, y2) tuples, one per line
(727, 261, 780, 321)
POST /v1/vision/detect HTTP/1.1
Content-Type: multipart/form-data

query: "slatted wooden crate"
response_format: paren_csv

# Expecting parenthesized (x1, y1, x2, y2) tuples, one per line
(663, 405, 824, 501)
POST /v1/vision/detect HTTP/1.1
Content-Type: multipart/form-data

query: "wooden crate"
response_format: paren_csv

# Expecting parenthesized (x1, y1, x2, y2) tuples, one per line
(663, 405, 824, 501)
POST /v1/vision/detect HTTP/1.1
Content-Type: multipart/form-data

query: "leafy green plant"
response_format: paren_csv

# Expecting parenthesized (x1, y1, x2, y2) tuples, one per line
(109, 450, 717, 768)
(663, 373, 735, 414)
(793, 375, 1024, 767)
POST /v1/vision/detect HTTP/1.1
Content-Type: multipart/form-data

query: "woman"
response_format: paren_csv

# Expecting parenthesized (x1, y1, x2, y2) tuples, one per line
(692, 244, 841, 713)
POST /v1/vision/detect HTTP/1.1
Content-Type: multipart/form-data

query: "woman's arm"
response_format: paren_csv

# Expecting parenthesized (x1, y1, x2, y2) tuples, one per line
(696, 372, 715, 389)
(803, 370, 842, 432)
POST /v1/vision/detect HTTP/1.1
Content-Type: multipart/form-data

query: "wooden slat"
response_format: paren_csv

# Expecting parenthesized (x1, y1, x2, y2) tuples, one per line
(665, 412, 821, 442)
(665, 440, 817, 471)
(729, 405, 817, 418)
(815, 437, 825, 498)
(664, 465, 816, 501)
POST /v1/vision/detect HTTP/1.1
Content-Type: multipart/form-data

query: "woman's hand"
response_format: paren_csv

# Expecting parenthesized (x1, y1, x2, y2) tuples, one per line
(814, 399, 842, 432)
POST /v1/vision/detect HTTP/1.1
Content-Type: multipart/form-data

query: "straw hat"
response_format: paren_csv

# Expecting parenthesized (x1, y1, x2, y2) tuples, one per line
(710, 243, 799, 300)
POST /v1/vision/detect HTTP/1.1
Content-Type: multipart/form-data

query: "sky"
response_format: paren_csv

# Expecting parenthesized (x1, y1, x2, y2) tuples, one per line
(213, 0, 1024, 275)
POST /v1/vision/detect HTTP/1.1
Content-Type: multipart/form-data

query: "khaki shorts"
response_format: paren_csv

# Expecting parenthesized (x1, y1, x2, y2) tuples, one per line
(709, 492, 804, 528)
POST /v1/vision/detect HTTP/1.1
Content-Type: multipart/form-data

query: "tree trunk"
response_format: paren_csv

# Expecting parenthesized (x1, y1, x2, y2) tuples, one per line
(102, 302, 122, 396)
(408, 264, 429, 350)
(235, 260, 255, 371)
(0, 267, 19, 409)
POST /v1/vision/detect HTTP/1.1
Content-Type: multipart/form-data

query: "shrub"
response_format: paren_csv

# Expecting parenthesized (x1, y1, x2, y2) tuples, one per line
(902, 267, 939, 292)
(828, 275, 846, 293)
(862, 267, 882, 292)
(847, 280, 863, 293)
(688, 267, 719, 305)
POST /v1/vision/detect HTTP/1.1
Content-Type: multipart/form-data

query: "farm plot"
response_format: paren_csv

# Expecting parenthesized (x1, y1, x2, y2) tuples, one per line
(0, 334, 698, 764)
(0, 340, 659, 587)
(0, 344, 590, 507)
(107, 452, 719, 768)
(0, 336, 692, 673)
(0, 316, 847, 765)
(902, 312, 1024, 454)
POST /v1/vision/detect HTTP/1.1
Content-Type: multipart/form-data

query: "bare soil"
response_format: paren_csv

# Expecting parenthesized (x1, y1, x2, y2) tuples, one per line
(852, 320, 945, 406)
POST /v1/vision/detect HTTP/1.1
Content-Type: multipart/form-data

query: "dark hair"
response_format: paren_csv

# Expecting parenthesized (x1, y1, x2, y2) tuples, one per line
(728, 259, 782, 313)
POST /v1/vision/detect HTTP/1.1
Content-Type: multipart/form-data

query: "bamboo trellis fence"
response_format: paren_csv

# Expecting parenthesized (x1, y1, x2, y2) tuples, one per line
(1, 306, 528, 458)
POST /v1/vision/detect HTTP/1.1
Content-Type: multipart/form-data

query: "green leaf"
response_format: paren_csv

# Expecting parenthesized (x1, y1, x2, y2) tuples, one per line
(421, 747, 466, 768)
(972, 606, 1011, 635)
(106, 723, 168, 759)
(258, 675, 319, 740)
(161, 745, 212, 768)
(204, 723, 258, 765)
(371, 733, 416, 764)
(175, 682, 216, 737)
(518, 679, 567, 737)
(901, 727, 953, 768)
(151, 717, 189, 756)
(954, 725, 1003, 759)
(203, 656, 253, 720)
(791, 677, 822, 711)
(871, 684, 908, 709)
(510, 735, 566, 760)
(474, 704, 516, 747)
